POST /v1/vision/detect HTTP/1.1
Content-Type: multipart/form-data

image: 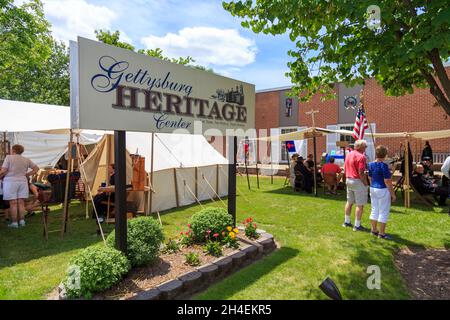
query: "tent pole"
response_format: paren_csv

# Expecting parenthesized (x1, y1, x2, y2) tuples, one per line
(270, 140, 273, 184)
(216, 164, 219, 197)
(404, 139, 411, 208)
(174, 168, 179, 207)
(244, 141, 250, 190)
(313, 134, 318, 197)
(255, 161, 260, 189)
(149, 132, 155, 216)
(61, 129, 74, 237)
(105, 134, 111, 186)
(195, 166, 198, 198)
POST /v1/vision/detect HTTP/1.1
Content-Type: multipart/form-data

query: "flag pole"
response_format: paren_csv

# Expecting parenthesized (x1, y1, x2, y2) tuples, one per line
(360, 89, 376, 151)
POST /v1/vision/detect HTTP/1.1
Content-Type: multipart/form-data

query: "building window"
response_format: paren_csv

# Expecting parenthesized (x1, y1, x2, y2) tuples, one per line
(339, 125, 355, 144)
(280, 127, 297, 162)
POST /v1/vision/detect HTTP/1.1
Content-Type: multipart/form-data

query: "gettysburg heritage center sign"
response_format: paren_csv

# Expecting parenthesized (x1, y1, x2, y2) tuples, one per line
(69, 37, 255, 252)
(70, 37, 255, 134)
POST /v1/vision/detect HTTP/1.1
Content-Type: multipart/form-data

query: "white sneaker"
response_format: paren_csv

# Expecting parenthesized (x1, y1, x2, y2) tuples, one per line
(19, 220, 26, 227)
(8, 222, 19, 228)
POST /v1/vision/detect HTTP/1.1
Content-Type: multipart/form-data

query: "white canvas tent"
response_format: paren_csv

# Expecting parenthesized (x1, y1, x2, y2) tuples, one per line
(81, 132, 229, 214)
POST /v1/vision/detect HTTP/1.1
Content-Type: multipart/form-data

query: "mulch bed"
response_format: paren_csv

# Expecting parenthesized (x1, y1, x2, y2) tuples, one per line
(93, 245, 235, 300)
(394, 247, 450, 300)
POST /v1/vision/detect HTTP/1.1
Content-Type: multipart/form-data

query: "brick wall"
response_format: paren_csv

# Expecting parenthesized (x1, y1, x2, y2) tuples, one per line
(364, 77, 450, 159)
(298, 90, 339, 159)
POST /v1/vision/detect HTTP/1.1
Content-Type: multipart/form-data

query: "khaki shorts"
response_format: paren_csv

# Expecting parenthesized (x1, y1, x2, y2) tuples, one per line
(346, 178, 368, 206)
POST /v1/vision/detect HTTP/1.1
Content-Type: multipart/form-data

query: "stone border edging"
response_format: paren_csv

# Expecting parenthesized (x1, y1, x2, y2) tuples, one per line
(127, 231, 277, 300)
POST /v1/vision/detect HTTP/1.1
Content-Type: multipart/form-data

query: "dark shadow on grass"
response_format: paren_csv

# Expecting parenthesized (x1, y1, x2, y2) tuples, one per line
(265, 186, 440, 212)
(317, 235, 428, 300)
(193, 247, 299, 300)
(0, 202, 112, 268)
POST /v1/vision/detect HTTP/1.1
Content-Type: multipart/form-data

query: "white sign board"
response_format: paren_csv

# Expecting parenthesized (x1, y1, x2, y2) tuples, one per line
(70, 37, 255, 135)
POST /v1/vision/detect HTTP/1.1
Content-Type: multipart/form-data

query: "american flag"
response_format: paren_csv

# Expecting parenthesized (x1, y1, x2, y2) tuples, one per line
(352, 107, 369, 140)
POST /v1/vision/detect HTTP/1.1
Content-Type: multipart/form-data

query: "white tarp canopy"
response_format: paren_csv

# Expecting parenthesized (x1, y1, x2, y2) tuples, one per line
(0, 98, 70, 132)
(9, 131, 103, 169)
(257, 126, 450, 142)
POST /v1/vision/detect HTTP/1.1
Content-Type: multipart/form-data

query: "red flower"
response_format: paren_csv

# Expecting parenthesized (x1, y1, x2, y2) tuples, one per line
(253, 223, 257, 228)
(207, 230, 211, 234)
(180, 232, 183, 235)
(185, 231, 189, 235)
(187, 223, 191, 228)
(213, 233, 219, 238)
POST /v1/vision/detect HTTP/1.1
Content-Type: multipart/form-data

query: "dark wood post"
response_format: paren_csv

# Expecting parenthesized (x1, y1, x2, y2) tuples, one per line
(228, 136, 237, 226)
(115, 130, 127, 253)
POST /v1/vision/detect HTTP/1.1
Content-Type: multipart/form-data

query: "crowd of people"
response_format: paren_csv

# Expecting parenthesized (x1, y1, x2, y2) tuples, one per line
(289, 139, 449, 240)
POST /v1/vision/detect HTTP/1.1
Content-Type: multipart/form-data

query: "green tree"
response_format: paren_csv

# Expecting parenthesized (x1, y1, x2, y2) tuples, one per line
(223, 0, 450, 116)
(0, 0, 69, 105)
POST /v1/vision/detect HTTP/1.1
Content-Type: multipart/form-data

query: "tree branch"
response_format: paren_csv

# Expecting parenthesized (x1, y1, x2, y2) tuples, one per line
(420, 67, 450, 116)
(428, 48, 450, 100)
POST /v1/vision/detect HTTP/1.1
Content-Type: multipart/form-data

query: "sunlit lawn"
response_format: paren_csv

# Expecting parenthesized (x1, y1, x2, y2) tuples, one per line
(0, 176, 449, 299)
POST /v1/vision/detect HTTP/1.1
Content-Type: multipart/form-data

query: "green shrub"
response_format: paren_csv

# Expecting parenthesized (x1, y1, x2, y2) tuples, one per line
(189, 207, 233, 242)
(63, 245, 130, 299)
(162, 238, 181, 254)
(106, 217, 164, 267)
(184, 252, 200, 266)
(203, 241, 223, 257)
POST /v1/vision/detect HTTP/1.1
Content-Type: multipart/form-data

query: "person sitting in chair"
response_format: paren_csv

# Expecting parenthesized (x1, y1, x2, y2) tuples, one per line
(411, 164, 448, 206)
(92, 164, 115, 223)
(421, 156, 434, 178)
(295, 157, 313, 193)
(321, 157, 342, 195)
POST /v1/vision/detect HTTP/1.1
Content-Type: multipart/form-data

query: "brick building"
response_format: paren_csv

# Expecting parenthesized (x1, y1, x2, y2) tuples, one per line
(209, 69, 450, 165)
(251, 73, 450, 164)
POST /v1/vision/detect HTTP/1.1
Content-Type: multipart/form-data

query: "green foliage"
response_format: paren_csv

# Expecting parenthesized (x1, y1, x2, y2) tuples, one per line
(95, 29, 135, 51)
(106, 217, 164, 267)
(189, 207, 234, 242)
(62, 245, 130, 299)
(162, 238, 181, 254)
(203, 241, 223, 257)
(184, 252, 201, 266)
(223, 0, 450, 116)
(0, 0, 69, 105)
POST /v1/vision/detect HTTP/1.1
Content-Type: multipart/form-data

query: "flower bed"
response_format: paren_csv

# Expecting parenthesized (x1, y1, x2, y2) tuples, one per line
(55, 210, 276, 300)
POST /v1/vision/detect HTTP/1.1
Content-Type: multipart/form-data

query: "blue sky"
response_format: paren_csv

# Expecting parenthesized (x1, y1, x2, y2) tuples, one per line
(38, 0, 296, 90)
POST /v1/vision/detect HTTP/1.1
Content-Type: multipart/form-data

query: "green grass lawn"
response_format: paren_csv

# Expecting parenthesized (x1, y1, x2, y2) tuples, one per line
(0, 176, 449, 300)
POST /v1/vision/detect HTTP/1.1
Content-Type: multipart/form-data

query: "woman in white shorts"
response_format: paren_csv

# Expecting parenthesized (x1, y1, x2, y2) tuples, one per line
(0, 144, 39, 228)
(368, 145, 396, 240)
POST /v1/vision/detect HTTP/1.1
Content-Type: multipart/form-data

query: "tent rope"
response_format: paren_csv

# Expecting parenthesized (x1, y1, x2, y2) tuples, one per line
(219, 165, 250, 203)
(183, 180, 204, 208)
(76, 143, 106, 244)
(201, 173, 227, 208)
(154, 133, 184, 168)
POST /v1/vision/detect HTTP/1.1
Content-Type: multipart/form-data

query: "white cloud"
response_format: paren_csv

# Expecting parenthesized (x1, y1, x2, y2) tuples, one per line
(43, 0, 116, 43)
(141, 27, 257, 67)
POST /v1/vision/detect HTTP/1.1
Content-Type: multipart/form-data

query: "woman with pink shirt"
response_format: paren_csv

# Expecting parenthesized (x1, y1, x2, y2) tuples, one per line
(0, 145, 39, 228)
